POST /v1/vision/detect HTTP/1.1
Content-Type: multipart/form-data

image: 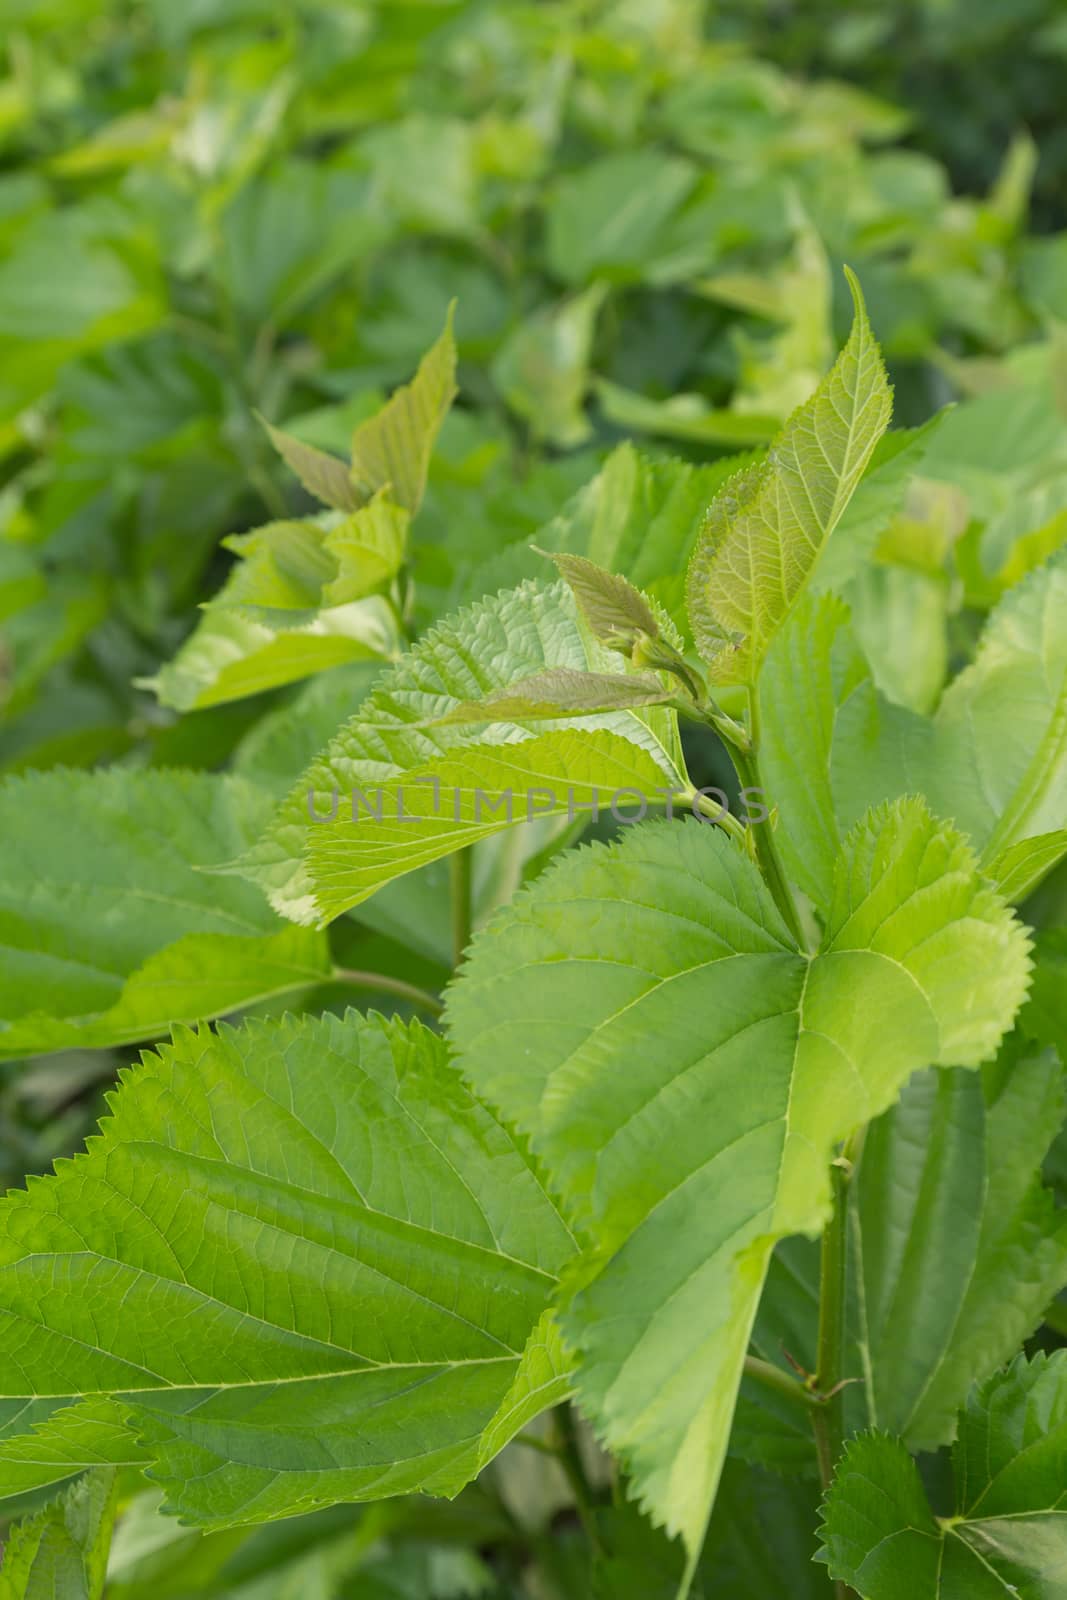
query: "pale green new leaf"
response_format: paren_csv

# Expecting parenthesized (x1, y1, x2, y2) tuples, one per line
(853, 1044, 1067, 1450)
(141, 508, 404, 711)
(142, 592, 399, 712)
(0, 1470, 118, 1600)
(819, 1353, 1067, 1598)
(446, 799, 1030, 1568)
(349, 305, 457, 514)
(0, 770, 330, 1060)
(761, 549, 1067, 912)
(685, 270, 891, 684)
(0, 1012, 577, 1528)
(232, 580, 688, 925)
(321, 497, 409, 603)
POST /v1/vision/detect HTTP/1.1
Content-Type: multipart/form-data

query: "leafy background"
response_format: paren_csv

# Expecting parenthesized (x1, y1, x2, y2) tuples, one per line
(2, 0, 1067, 1595)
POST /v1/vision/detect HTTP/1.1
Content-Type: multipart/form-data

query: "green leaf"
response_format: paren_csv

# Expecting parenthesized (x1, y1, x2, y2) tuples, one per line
(819, 1353, 1067, 1598)
(446, 798, 1030, 1566)
(141, 583, 399, 711)
(261, 422, 365, 514)
(702, 1462, 833, 1599)
(0, 1401, 143, 1508)
(349, 305, 457, 515)
(232, 579, 688, 926)
(491, 286, 606, 449)
(685, 269, 891, 684)
(0, 770, 330, 1059)
(321, 497, 410, 603)
(594, 380, 777, 449)
(761, 550, 1067, 912)
(533, 442, 756, 642)
(853, 1043, 1067, 1451)
(233, 662, 385, 791)
(545, 150, 699, 285)
(0, 1470, 118, 1600)
(542, 552, 661, 650)
(433, 669, 676, 726)
(0, 1012, 577, 1527)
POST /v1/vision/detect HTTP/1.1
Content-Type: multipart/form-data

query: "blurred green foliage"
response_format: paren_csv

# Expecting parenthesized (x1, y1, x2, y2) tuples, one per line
(2, 0, 1064, 779)
(1, 5, 1067, 1594)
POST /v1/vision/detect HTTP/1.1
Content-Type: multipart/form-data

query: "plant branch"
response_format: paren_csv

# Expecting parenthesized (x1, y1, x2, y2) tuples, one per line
(553, 1403, 603, 1555)
(450, 847, 473, 968)
(811, 1132, 864, 1600)
(728, 683, 807, 948)
(331, 967, 443, 1018)
(743, 1354, 819, 1411)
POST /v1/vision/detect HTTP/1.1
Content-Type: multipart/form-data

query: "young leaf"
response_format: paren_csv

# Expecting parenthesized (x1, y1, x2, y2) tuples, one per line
(140, 510, 404, 711)
(0, 770, 330, 1059)
(321, 496, 410, 603)
(532, 442, 758, 641)
(0, 1470, 118, 1600)
(232, 580, 689, 925)
(685, 269, 891, 684)
(141, 593, 399, 712)
(0, 1012, 577, 1527)
(446, 799, 1030, 1568)
(541, 551, 661, 650)
(819, 1352, 1067, 1598)
(262, 308, 456, 518)
(761, 548, 1067, 912)
(853, 1043, 1067, 1450)
(260, 421, 364, 513)
(349, 304, 457, 514)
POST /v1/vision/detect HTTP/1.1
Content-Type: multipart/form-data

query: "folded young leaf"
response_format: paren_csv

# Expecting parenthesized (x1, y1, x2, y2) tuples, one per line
(349, 304, 457, 513)
(853, 1043, 1067, 1451)
(819, 1352, 1067, 1598)
(0, 770, 331, 1059)
(446, 799, 1030, 1570)
(0, 1012, 578, 1527)
(761, 548, 1067, 912)
(260, 422, 364, 513)
(544, 551, 661, 650)
(262, 306, 456, 517)
(685, 269, 891, 684)
(0, 1469, 118, 1600)
(232, 579, 689, 925)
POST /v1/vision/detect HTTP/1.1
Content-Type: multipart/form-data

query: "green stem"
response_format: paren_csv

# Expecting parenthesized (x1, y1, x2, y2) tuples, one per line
(687, 787, 749, 844)
(331, 967, 443, 1018)
(743, 1355, 819, 1411)
(450, 847, 473, 969)
(812, 1150, 857, 1600)
(812, 1128, 863, 1492)
(730, 685, 807, 948)
(553, 1403, 603, 1555)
